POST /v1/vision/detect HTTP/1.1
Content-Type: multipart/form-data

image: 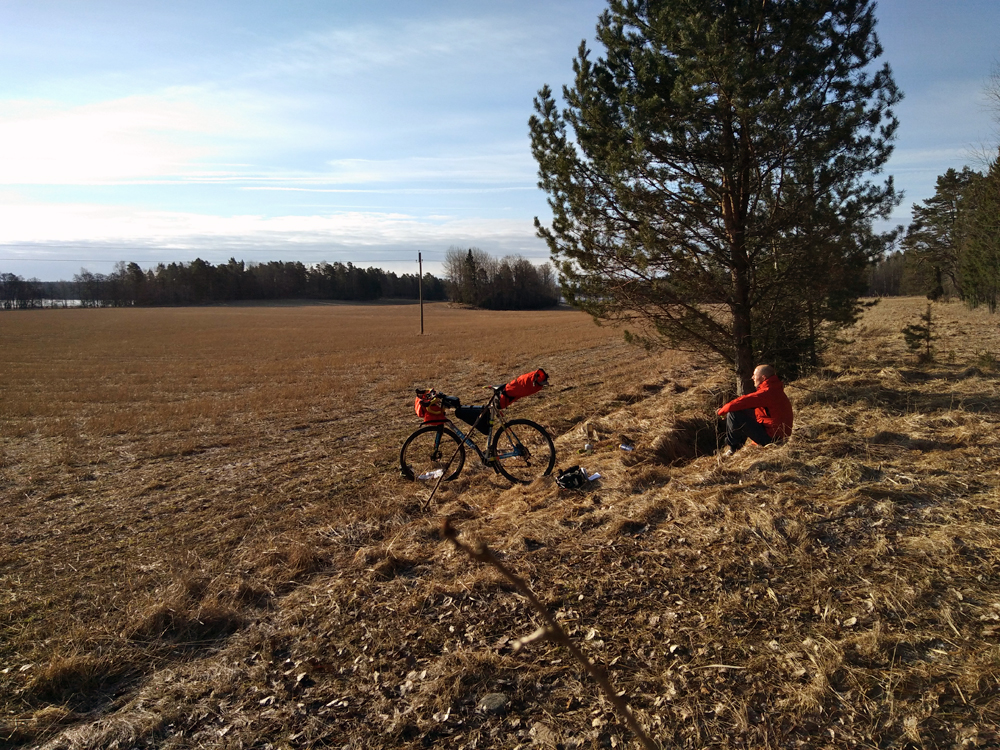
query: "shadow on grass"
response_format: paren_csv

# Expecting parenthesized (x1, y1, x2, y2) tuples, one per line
(799, 382, 1000, 415)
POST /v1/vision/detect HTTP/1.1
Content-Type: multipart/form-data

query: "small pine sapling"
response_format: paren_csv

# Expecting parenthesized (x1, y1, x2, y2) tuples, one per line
(902, 304, 935, 363)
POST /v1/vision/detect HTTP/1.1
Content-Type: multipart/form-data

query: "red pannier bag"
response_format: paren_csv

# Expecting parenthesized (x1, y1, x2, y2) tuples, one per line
(414, 390, 447, 424)
(498, 368, 548, 409)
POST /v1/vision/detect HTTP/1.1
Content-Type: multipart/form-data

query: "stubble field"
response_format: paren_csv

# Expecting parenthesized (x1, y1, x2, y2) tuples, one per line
(1, 298, 999, 749)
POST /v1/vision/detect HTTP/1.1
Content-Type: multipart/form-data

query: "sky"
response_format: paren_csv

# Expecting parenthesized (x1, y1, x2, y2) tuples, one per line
(1, 0, 998, 282)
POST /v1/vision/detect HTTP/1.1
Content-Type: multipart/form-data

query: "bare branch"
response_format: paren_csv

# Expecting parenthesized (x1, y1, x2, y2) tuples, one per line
(441, 518, 660, 750)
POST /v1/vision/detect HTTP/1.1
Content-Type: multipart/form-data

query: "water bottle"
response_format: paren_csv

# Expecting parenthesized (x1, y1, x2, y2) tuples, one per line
(418, 469, 444, 480)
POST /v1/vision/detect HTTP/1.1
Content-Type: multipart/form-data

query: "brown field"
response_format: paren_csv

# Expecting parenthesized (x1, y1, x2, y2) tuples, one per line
(2, 297, 999, 749)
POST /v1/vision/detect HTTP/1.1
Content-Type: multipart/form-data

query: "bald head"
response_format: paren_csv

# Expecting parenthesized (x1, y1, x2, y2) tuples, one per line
(752, 364, 776, 388)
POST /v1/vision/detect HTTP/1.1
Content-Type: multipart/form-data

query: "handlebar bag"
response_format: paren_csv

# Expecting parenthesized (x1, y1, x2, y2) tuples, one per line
(414, 391, 447, 424)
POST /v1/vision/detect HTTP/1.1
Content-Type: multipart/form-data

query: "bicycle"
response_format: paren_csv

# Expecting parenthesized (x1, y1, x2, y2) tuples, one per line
(400, 385, 556, 485)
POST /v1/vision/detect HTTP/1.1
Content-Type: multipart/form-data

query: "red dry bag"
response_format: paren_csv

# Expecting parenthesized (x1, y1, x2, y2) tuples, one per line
(498, 369, 548, 408)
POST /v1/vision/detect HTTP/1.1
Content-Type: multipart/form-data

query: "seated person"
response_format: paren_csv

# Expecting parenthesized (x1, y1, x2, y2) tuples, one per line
(717, 364, 793, 454)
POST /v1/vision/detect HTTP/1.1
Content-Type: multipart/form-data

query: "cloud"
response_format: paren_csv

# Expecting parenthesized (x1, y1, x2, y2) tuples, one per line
(0, 88, 283, 184)
(251, 15, 546, 83)
(0, 83, 539, 190)
(234, 151, 536, 187)
(0, 7, 570, 190)
(0, 201, 545, 256)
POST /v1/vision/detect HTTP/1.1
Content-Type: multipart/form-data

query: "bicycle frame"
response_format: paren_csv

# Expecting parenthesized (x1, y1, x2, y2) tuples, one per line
(431, 388, 507, 470)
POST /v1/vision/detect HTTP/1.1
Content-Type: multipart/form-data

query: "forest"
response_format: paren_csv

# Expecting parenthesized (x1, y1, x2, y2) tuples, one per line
(0, 249, 564, 310)
(0, 259, 446, 308)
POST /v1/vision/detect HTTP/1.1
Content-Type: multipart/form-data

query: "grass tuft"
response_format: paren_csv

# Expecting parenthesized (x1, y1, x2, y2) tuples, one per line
(27, 653, 129, 706)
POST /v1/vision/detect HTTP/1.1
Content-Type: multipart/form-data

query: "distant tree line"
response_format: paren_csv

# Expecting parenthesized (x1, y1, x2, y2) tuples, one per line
(74, 259, 450, 307)
(3, 252, 562, 310)
(443, 247, 560, 310)
(0, 273, 46, 309)
(0, 259, 445, 308)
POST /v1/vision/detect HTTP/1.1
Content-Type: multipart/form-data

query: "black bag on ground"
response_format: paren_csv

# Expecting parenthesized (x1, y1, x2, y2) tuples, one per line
(556, 465, 589, 490)
(455, 405, 490, 435)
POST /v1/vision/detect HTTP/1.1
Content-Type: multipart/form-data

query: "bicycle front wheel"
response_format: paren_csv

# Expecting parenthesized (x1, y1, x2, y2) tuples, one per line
(490, 419, 555, 484)
(400, 425, 465, 482)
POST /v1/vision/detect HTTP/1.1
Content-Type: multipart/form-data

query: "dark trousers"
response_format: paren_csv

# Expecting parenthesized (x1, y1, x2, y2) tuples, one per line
(725, 409, 773, 451)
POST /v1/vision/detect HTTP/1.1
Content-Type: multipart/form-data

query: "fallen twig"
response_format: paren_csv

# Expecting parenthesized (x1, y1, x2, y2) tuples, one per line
(441, 518, 660, 750)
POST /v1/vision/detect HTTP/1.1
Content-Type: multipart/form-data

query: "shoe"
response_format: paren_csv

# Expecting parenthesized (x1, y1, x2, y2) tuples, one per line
(720, 446, 736, 458)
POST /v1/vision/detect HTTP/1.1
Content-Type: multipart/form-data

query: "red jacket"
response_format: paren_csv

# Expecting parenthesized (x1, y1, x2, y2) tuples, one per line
(717, 375, 793, 440)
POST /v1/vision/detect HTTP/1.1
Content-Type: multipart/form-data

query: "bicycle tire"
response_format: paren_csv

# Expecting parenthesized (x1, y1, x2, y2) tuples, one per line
(490, 419, 555, 484)
(400, 425, 465, 482)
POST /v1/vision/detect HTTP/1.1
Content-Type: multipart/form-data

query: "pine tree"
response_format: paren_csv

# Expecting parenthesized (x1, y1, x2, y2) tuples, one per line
(960, 151, 1000, 312)
(530, 0, 901, 393)
(902, 167, 980, 300)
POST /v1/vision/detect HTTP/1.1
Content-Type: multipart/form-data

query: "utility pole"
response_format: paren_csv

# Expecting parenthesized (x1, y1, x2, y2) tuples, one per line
(418, 252, 424, 335)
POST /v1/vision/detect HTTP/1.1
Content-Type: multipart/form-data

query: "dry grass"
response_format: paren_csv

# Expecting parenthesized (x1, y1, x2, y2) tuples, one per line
(2, 297, 1000, 749)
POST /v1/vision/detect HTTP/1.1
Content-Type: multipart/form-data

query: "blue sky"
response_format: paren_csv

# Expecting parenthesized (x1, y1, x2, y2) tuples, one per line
(1, 0, 998, 281)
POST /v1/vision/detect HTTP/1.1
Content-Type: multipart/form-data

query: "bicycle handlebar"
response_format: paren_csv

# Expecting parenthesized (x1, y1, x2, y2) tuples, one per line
(417, 386, 511, 411)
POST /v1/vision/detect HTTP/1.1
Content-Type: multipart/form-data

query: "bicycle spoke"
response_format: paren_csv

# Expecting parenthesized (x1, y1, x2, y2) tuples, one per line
(400, 426, 465, 481)
(491, 419, 555, 484)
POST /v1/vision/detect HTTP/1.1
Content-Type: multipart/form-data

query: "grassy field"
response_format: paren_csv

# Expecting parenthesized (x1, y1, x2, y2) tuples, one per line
(1, 298, 999, 748)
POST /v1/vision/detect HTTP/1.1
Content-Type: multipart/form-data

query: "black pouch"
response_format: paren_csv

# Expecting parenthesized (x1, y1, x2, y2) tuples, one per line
(455, 405, 490, 435)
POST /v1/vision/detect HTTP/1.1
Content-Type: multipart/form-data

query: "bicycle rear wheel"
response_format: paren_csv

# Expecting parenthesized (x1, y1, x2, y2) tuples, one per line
(490, 419, 555, 484)
(400, 425, 465, 481)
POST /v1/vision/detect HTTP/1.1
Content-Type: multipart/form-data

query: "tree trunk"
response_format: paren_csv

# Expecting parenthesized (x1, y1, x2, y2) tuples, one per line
(733, 313, 755, 395)
(732, 253, 755, 395)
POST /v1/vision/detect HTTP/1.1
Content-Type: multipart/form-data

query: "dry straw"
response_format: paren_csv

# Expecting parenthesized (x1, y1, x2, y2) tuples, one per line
(3, 298, 1000, 747)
